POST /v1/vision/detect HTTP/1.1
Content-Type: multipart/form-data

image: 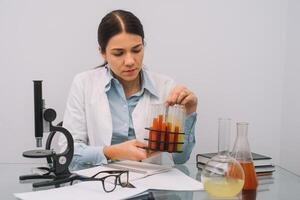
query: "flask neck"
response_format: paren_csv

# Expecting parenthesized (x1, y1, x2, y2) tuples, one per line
(231, 122, 253, 161)
(237, 122, 248, 137)
(218, 118, 231, 155)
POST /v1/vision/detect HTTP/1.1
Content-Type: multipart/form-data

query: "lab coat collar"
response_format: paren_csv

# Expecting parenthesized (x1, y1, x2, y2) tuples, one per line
(103, 66, 159, 99)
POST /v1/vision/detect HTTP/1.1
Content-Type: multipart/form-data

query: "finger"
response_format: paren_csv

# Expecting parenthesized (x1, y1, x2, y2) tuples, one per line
(134, 140, 147, 148)
(147, 151, 161, 158)
(166, 86, 185, 105)
(165, 88, 177, 105)
(176, 90, 189, 104)
(135, 149, 148, 160)
(181, 94, 197, 106)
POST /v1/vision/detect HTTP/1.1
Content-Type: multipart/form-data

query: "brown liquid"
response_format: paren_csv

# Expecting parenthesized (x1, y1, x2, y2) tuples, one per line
(240, 161, 258, 190)
(148, 115, 182, 152)
(159, 122, 166, 151)
(242, 190, 257, 200)
(149, 117, 158, 149)
(226, 162, 244, 180)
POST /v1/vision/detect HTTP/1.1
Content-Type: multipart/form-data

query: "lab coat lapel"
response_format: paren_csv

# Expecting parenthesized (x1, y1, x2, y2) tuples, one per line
(132, 94, 150, 141)
(132, 93, 161, 141)
(88, 70, 112, 146)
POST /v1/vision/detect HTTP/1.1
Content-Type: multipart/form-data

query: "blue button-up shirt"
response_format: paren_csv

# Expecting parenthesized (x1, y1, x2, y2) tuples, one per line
(70, 67, 197, 170)
(105, 67, 159, 145)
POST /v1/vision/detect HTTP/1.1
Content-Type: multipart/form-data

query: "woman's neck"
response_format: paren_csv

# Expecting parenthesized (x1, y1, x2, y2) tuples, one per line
(120, 75, 141, 97)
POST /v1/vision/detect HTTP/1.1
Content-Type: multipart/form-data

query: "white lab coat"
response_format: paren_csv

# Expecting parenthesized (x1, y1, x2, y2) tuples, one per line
(61, 67, 176, 164)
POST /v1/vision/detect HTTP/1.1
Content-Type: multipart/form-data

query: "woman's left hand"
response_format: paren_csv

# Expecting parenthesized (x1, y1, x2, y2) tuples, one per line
(165, 85, 198, 115)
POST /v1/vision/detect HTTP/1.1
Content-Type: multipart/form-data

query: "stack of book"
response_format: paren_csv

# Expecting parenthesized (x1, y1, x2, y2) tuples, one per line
(196, 152, 275, 176)
(257, 174, 274, 192)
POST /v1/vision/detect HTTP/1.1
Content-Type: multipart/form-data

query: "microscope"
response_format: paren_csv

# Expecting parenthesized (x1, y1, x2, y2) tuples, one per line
(19, 81, 78, 188)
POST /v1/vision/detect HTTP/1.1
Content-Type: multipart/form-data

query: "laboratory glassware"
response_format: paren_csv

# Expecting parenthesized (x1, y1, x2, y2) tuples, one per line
(145, 104, 185, 153)
(231, 122, 258, 190)
(201, 118, 245, 197)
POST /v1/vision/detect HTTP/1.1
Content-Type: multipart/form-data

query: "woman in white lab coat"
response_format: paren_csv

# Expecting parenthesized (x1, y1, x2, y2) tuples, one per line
(61, 10, 198, 170)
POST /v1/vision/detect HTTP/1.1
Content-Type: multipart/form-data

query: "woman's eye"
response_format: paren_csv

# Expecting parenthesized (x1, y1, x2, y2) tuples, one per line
(112, 52, 123, 57)
(132, 49, 142, 53)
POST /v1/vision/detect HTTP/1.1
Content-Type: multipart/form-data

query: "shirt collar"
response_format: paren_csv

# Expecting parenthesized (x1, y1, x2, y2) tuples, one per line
(104, 66, 114, 92)
(104, 66, 159, 98)
(140, 69, 159, 98)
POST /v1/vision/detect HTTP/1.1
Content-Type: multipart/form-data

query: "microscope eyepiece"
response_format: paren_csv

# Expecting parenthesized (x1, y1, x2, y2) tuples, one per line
(36, 137, 42, 147)
(33, 80, 44, 147)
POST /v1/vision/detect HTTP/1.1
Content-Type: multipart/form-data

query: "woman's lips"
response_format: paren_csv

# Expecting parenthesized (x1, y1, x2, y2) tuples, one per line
(123, 69, 137, 76)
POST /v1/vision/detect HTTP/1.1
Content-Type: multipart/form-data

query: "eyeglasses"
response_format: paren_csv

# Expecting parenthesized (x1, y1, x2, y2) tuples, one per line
(80, 170, 129, 193)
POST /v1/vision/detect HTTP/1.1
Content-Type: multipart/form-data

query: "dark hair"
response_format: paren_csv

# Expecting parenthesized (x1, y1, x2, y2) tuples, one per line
(97, 10, 145, 67)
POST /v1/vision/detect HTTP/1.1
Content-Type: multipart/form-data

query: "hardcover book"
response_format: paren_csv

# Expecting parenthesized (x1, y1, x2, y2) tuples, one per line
(196, 152, 275, 174)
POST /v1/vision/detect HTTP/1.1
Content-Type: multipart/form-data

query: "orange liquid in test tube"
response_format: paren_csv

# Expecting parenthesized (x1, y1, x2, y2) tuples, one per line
(157, 115, 163, 150)
(160, 122, 166, 151)
(158, 115, 163, 130)
(149, 117, 159, 150)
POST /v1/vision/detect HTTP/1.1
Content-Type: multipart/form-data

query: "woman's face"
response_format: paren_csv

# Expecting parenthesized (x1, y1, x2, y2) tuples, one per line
(101, 32, 144, 84)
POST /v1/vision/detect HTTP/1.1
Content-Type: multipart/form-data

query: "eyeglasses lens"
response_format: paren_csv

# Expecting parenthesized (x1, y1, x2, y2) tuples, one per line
(103, 175, 117, 192)
(119, 172, 129, 187)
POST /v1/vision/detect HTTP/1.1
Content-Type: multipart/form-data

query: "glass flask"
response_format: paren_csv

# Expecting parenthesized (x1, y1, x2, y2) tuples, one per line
(145, 104, 185, 153)
(231, 122, 258, 190)
(201, 118, 245, 197)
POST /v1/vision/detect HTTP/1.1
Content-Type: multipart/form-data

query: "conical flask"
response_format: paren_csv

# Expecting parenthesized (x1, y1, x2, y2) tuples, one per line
(231, 122, 258, 190)
(201, 118, 245, 197)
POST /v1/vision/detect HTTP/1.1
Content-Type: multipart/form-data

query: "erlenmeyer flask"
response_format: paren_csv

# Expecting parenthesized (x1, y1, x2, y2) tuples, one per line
(201, 118, 245, 197)
(231, 122, 258, 190)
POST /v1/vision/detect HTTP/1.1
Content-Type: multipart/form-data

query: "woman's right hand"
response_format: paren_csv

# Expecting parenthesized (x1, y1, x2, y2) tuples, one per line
(103, 139, 159, 161)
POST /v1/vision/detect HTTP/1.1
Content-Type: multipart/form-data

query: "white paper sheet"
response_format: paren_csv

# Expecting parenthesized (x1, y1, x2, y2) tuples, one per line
(14, 163, 203, 200)
(75, 160, 172, 181)
(14, 182, 147, 200)
(107, 160, 172, 178)
(131, 168, 203, 191)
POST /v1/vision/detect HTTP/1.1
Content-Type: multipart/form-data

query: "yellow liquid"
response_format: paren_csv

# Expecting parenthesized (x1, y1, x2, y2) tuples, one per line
(177, 134, 184, 151)
(203, 177, 244, 197)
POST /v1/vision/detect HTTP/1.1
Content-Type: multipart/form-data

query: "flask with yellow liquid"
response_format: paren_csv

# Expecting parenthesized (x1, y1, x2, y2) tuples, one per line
(201, 118, 245, 197)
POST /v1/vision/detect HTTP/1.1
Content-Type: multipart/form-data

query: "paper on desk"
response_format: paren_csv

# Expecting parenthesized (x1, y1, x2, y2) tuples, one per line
(131, 168, 203, 191)
(14, 163, 202, 200)
(106, 160, 172, 179)
(14, 181, 147, 200)
(76, 160, 172, 181)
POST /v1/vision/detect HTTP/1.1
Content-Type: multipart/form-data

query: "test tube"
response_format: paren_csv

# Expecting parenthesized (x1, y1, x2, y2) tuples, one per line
(176, 105, 186, 151)
(146, 104, 185, 152)
(167, 106, 175, 152)
(149, 117, 158, 150)
(148, 104, 164, 151)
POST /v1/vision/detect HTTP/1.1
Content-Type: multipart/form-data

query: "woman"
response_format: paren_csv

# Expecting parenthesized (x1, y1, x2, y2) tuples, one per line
(61, 10, 198, 170)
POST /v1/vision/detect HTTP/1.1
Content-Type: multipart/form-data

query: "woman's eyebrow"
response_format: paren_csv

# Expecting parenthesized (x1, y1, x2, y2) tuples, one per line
(110, 44, 143, 51)
(132, 44, 143, 49)
(111, 48, 124, 51)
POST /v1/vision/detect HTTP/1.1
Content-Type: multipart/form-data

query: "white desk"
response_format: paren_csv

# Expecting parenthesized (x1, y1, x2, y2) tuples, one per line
(1, 163, 300, 200)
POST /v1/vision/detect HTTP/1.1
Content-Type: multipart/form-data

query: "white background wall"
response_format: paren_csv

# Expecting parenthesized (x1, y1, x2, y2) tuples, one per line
(280, 0, 300, 175)
(0, 0, 298, 174)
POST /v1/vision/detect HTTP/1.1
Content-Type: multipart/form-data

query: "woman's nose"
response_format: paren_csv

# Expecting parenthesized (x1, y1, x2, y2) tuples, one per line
(124, 53, 134, 67)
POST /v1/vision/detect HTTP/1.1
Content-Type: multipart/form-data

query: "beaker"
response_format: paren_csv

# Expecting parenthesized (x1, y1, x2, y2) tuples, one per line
(231, 122, 258, 190)
(201, 118, 245, 197)
(145, 104, 185, 153)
